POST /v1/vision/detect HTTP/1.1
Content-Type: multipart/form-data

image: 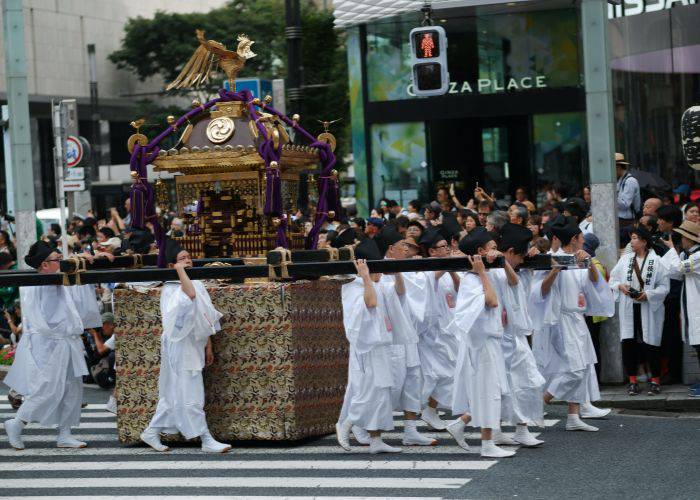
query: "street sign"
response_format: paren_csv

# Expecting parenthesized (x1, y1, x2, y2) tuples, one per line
(63, 180, 86, 192)
(66, 135, 83, 167)
(65, 167, 85, 181)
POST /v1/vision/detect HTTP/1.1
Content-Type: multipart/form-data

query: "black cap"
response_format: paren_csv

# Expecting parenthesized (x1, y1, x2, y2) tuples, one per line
(331, 227, 357, 248)
(498, 222, 533, 255)
(550, 216, 581, 245)
(565, 197, 587, 220)
(129, 229, 155, 254)
(458, 227, 496, 255)
(354, 237, 382, 261)
(24, 240, 54, 269)
(164, 238, 184, 264)
(382, 227, 404, 250)
(440, 213, 462, 242)
(419, 227, 446, 249)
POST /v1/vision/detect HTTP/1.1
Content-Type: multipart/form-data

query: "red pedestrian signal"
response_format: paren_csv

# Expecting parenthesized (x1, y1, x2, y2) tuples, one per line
(409, 26, 448, 97)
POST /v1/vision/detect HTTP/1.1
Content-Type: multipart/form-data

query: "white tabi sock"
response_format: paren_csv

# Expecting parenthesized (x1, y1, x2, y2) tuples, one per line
(402, 420, 437, 446)
(481, 439, 516, 458)
(566, 414, 599, 432)
(369, 436, 402, 454)
(514, 424, 544, 446)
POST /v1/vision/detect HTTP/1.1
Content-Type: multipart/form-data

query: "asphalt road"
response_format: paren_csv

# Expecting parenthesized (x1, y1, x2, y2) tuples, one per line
(0, 385, 698, 499)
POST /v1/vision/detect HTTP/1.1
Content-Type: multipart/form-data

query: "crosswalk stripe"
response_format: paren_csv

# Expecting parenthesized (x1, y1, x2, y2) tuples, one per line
(0, 445, 490, 456)
(0, 411, 113, 419)
(3, 459, 496, 471)
(321, 431, 542, 441)
(0, 403, 108, 410)
(0, 433, 117, 442)
(17, 497, 443, 500)
(0, 477, 470, 489)
(0, 421, 116, 429)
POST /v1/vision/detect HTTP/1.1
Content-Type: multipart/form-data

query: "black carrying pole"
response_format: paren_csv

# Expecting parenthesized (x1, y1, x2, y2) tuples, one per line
(58, 255, 245, 273)
(0, 254, 582, 288)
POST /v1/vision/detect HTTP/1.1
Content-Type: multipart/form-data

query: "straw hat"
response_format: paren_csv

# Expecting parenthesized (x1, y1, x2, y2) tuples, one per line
(674, 220, 700, 244)
(615, 152, 630, 165)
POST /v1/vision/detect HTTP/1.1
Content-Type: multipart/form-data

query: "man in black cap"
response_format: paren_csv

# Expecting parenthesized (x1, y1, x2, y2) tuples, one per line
(375, 232, 438, 447)
(4, 241, 89, 451)
(447, 230, 517, 458)
(336, 242, 402, 454)
(415, 230, 461, 431)
(530, 219, 614, 432)
(140, 239, 231, 454)
(491, 223, 546, 447)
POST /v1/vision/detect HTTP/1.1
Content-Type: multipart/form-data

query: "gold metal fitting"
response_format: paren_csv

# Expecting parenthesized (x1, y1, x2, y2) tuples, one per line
(272, 217, 281, 227)
(331, 169, 339, 177)
(264, 95, 273, 104)
(327, 211, 335, 219)
(252, 97, 262, 106)
(166, 115, 176, 125)
(130, 171, 139, 180)
(269, 160, 279, 169)
(292, 113, 300, 122)
(191, 99, 201, 108)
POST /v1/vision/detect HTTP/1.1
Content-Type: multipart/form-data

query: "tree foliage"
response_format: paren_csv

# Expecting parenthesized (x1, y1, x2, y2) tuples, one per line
(109, 0, 349, 165)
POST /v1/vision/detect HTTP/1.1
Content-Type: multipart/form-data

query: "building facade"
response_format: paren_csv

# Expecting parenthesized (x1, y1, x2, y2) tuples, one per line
(343, 0, 699, 214)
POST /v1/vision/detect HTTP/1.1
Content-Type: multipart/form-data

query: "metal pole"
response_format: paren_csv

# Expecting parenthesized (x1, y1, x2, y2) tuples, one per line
(2, 0, 36, 268)
(52, 101, 69, 256)
(285, 0, 303, 120)
(581, 0, 623, 384)
(87, 44, 99, 185)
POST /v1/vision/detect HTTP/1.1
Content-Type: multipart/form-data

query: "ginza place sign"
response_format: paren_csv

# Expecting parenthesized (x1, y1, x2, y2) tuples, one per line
(406, 75, 547, 97)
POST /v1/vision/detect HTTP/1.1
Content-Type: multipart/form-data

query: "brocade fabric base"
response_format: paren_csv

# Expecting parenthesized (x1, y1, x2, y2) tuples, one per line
(113, 279, 348, 444)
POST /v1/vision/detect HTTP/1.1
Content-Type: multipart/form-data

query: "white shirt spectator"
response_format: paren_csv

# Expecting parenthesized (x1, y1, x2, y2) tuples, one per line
(616, 172, 641, 220)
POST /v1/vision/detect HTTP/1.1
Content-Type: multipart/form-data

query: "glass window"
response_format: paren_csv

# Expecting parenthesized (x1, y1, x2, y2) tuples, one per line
(365, 8, 582, 102)
(532, 112, 586, 196)
(610, 4, 700, 186)
(370, 122, 429, 207)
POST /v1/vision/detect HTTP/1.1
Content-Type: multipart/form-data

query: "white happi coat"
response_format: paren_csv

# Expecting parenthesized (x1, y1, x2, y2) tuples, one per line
(6, 286, 87, 427)
(148, 280, 222, 439)
(339, 277, 394, 431)
(491, 268, 545, 426)
(662, 244, 700, 345)
(609, 250, 670, 346)
(67, 284, 103, 329)
(530, 250, 614, 402)
(379, 273, 422, 413)
(449, 271, 508, 429)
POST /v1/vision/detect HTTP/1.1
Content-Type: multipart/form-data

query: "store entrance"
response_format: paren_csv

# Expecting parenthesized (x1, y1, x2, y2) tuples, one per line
(427, 116, 531, 202)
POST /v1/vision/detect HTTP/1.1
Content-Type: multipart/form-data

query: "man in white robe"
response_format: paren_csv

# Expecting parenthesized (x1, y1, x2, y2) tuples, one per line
(336, 250, 399, 454)
(491, 223, 546, 447)
(446, 229, 516, 458)
(140, 241, 230, 453)
(4, 241, 89, 450)
(659, 220, 700, 397)
(380, 236, 437, 446)
(416, 230, 460, 431)
(609, 226, 669, 395)
(530, 220, 614, 432)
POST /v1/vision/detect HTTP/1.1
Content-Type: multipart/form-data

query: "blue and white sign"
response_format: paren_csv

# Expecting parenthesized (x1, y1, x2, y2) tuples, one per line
(65, 135, 83, 168)
(224, 78, 273, 100)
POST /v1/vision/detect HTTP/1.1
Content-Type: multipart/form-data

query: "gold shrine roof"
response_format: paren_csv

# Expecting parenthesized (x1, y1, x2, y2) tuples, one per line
(152, 101, 320, 176)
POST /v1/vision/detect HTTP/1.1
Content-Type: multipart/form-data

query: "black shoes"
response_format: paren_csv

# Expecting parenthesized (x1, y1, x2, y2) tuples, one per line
(648, 382, 661, 396)
(627, 383, 640, 396)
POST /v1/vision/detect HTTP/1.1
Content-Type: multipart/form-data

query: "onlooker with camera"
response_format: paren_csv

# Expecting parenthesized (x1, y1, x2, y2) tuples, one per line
(89, 312, 117, 413)
(610, 226, 670, 396)
(660, 221, 700, 396)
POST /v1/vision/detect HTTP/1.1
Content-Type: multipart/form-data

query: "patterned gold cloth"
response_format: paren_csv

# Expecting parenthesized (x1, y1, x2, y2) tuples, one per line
(113, 279, 348, 444)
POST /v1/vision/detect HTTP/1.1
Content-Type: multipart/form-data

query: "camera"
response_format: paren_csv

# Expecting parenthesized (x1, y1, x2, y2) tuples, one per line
(628, 287, 642, 299)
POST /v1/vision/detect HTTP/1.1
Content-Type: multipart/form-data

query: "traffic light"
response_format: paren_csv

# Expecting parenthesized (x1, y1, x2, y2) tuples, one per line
(409, 26, 449, 97)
